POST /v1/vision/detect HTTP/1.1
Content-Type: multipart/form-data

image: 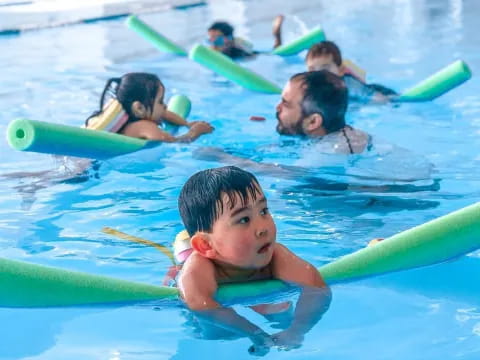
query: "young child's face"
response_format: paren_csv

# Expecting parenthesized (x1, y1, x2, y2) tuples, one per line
(306, 54, 342, 76)
(208, 186, 277, 269)
(207, 30, 232, 51)
(149, 85, 167, 123)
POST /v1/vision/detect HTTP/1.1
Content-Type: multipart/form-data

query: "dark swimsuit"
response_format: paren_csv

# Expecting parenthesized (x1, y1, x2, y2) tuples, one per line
(222, 46, 256, 59)
(343, 74, 398, 101)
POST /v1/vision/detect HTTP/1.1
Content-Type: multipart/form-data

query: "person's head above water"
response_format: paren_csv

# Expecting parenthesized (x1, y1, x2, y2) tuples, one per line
(178, 166, 275, 269)
(85, 72, 166, 130)
(207, 21, 235, 52)
(305, 41, 343, 75)
(276, 70, 348, 137)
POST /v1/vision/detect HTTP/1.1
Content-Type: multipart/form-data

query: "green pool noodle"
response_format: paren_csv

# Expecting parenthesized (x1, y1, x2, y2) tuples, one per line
(167, 94, 191, 119)
(1, 202, 479, 307)
(126, 15, 187, 56)
(319, 201, 480, 283)
(0, 258, 178, 307)
(6, 119, 150, 160)
(189, 44, 282, 94)
(6, 95, 192, 159)
(272, 27, 326, 56)
(398, 60, 472, 102)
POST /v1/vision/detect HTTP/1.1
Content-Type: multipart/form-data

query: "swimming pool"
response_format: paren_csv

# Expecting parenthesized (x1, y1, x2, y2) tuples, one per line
(0, 0, 479, 358)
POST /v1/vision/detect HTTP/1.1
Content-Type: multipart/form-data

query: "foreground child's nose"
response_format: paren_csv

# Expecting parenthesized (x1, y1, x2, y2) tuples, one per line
(256, 228, 268, 237)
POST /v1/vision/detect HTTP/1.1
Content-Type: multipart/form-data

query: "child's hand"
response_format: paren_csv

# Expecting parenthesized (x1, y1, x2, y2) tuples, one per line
(368, 238, 385, 247)
(248, 331, 275, 357)
(271, 330, 303, 351)
(190, 121, 214, 135)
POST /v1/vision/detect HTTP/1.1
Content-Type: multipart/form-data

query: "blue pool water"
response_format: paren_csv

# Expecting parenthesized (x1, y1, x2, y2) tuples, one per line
(1, 0, 480, 358)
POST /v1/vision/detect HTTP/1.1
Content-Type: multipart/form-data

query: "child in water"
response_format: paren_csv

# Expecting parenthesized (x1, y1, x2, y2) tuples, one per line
(86, 72, 213, 142)
(305, 41, 398, 102)
(207, 15, 284, 59)
(177, 166, 331, 354)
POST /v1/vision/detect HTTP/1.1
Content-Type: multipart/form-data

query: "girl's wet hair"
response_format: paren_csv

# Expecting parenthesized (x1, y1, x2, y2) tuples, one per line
(85, 72, 163, 128)
(179, 166, 261, 236)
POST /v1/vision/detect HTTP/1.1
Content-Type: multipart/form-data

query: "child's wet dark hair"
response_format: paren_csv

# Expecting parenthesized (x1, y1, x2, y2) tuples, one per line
(208, 21, 234, 37)
(179, 166, 261, 236)
(85, 72, 163, 128)
(306, 41, 343, 67)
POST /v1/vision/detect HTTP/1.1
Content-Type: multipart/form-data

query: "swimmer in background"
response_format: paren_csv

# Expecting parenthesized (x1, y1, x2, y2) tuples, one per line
(177, 166, 331, 355)
(3, 73, 215, 210)
(85, 72, 213, 142)
(207, 15, 284, 59)
(305, 41, 398, 103)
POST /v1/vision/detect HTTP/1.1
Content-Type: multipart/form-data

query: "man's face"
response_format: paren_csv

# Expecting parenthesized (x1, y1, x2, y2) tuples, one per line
(276, 79, 305, 135)
(306, 54, 342, 76)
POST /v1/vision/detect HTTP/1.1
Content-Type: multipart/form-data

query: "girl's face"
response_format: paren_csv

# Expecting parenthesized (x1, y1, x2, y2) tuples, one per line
(149, 85, 167, 123)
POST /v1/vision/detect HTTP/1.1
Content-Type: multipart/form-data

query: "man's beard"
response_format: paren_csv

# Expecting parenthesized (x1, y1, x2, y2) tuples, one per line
(276, 112, 305, 136)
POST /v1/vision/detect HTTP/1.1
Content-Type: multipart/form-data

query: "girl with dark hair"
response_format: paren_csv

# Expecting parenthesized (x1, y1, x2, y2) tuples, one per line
(86, 72, 213, 143)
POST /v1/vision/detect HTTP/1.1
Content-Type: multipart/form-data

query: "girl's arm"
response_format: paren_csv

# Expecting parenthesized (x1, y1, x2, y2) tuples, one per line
(162, 110, 189, 127)
(122, 120, 213, 143)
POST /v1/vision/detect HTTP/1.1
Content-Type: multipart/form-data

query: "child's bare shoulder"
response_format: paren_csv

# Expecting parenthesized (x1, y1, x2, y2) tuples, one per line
(181, 252, 214, 274)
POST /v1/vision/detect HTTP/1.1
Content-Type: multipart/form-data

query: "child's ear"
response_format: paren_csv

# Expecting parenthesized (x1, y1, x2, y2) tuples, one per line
(131, 101, 147, 119)
(191, 233, 216, 259)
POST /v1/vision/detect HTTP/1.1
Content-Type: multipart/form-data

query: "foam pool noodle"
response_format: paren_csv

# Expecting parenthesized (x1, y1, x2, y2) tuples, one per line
(272, 27, 326, 56)
(6, 95, 192, 159)
(189, 44, 282, 94)
(125, 15, 187, 56)
(398, 60, 472, 102)
(0, 202, 479, 307)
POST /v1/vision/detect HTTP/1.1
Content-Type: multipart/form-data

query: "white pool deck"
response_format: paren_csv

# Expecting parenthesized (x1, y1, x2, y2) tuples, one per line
(0, 0, 204, 32)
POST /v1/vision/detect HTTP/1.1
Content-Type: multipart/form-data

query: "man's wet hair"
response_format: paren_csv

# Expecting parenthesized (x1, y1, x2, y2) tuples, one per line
(179, 166, 261, 236)
(306, 41, 343, 67)
(208, 21, 234, 37)
(291, 70, 348, 133)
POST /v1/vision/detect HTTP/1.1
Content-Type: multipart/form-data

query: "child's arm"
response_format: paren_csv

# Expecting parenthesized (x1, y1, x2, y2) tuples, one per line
(161, 110, 189, 127)
(179, 254, 273, 355)
(123, 120, 213, 143)
(271, 243, 326, 288)
(266, 244, 331, 350)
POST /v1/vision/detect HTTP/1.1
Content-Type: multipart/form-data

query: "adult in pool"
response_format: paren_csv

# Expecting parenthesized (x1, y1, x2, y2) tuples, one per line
(276, 70, 370, 154)
(195, 70, 434, 184)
